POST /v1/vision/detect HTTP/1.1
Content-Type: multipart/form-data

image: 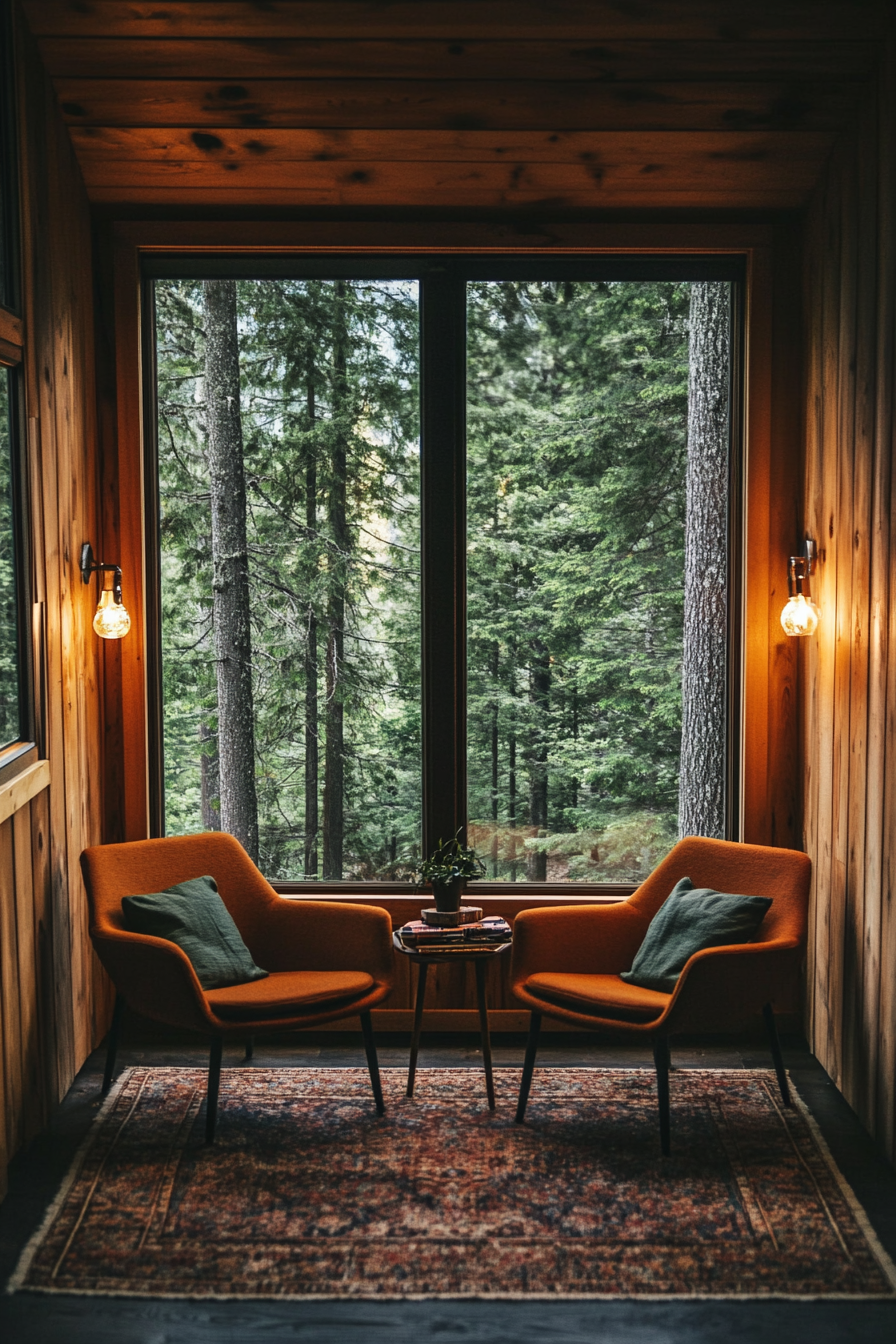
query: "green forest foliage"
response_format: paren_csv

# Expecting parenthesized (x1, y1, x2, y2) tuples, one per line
(0, 369, 19, 748)
(156, 278, 420, 879)
(155, 277, 693, 883)
(466, 281, 689, 881)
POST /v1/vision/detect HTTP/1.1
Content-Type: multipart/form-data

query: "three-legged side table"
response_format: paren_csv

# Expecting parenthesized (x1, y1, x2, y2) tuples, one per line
(392, 934, 512, 1109)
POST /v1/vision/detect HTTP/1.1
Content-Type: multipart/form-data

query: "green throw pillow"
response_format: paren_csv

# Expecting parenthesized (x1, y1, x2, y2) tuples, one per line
(620, 876, 772, 994)
(121, 875, 268, 990)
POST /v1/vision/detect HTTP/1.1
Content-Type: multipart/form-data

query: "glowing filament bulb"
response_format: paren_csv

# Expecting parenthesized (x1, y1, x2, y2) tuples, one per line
(780, 592, 818, 637)
(93, 583, 131, 640)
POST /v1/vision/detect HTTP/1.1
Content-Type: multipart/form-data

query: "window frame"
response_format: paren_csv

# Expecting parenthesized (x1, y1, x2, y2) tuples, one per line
(141, 251, 744, 893)
(101, 217, 801, 908)
(0, 356, 33, 760)
(0, 0, 20, 319)
(0, 0, 33, 773)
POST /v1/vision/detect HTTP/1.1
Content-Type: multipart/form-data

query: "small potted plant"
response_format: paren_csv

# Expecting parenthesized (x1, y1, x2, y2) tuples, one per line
(416, 831, 486, 914)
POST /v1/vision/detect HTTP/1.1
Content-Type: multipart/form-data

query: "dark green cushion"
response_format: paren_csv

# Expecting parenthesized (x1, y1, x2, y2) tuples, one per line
(121, 875, 268, 990)
(620, 876, 772, 994)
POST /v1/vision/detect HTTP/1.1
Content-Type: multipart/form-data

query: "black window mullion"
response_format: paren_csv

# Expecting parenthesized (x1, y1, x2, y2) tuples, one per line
(419, 267, 466, 856)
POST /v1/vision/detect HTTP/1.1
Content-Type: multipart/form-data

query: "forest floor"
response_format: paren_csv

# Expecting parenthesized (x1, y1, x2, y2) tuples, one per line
(1, 1026, 895, 1344)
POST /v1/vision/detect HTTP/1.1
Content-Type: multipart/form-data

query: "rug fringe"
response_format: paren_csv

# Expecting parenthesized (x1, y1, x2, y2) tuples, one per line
(6, 1068, 135, 1295)
(788, 1085, 896, 1293)
(13, 1286, 896, 1302)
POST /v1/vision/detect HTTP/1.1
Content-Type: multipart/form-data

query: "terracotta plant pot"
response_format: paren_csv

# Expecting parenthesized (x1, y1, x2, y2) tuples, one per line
(432, 877, 464, 914)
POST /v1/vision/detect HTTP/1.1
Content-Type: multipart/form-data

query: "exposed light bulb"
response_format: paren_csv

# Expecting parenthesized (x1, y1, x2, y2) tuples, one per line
(780, 593, 819, 637)
(93, 587, 131, 640)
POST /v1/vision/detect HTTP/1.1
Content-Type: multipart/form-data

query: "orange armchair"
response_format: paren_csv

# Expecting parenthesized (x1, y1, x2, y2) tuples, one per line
(511, 836, 811, 1154)
(81, 832, 395, 1141)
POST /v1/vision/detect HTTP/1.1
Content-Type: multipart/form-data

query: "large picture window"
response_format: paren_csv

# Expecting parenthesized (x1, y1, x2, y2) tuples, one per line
(0, 0, 25, 757)
(0, 366, 22, 748)
(149, 259, 739, 887)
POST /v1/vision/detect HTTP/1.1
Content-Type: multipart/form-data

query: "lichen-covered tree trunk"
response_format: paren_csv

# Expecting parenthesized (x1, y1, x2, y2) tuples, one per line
(678, 282, 730, 839)
(199, 718, 220, 830)
(527, 638, 550, 880)
(508, 702, 518, 881)
(490, 642, 499, 876)
(203, 279, 259, 862)
(323, 283, 348, 878)
(304, 378, 319, 876)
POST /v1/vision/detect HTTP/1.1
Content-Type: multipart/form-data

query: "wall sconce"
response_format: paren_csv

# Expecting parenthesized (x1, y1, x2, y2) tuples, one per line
(80, 542, 131, 640)
(780, 538, 819, 637)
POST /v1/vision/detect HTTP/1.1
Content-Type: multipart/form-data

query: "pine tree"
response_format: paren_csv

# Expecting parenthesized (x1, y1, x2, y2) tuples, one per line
(203, 279, 259, 862)
(678, 282, 730, 839)
(466, 279, 693, 881)
(155, 277, 420, 878)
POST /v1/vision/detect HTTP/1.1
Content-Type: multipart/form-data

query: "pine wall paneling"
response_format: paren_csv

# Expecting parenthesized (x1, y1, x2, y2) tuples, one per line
(802, 38, 896, 1162)
(0, 7, 110, 1198)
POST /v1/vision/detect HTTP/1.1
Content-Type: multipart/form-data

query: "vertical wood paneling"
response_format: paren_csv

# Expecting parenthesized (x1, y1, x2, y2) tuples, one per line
(875, 41, 896, 1159)
(0, 817, 24, 1161)
(802, 179, 824, 1054)
(767, 220, 802, 851)
(12, 805, 41, 1138)
(803, 36, 896, 1161)
(844, 95, 878, 1119)
(828, 138, 858, 1092)
(741, 246, 773, 844)
(809, 154, 842, 1075)
(0, 5, 109, 1195)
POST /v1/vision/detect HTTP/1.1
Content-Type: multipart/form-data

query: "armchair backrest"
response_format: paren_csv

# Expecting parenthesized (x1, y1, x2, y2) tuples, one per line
(626, 836, 810, 949)
(81, 832, 279, 952)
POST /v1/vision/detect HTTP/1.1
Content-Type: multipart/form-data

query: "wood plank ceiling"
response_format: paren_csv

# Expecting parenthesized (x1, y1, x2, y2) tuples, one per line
(20, 1, 891, 212)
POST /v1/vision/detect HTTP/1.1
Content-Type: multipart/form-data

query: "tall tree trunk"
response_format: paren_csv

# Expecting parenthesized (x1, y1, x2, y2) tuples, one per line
(508, 703, 518, 882)
(198, 588, 220, 831)
(304, 377, 319, 876)
(678, 281, 729, 839)
(490, 642, 499, 876)
(323, 283, 349, 878)
(199, 719, 220, 830)
(527, 639, 550, 881)
(203, 279, 259, 862)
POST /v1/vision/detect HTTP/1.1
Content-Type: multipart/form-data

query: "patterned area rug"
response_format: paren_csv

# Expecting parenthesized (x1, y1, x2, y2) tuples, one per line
(9, 1066, 896, 1300)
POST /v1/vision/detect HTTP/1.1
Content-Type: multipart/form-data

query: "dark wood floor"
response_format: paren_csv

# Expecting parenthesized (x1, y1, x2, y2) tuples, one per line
(1, 1025, 895, 1344)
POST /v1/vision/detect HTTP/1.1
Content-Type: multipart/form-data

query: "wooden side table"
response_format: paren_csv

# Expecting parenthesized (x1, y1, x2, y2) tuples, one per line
(392, 933, 511, 1109)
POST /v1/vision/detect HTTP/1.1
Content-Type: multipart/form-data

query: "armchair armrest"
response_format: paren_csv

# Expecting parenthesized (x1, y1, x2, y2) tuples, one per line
(91, 929, 213, 1034)
(662, 937, 803, 1034)
(511, 901, 648, 989)
(250, 899, 395, 985)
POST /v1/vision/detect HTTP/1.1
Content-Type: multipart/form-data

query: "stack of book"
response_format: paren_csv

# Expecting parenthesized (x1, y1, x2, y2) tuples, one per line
(397, 915, 512, 954)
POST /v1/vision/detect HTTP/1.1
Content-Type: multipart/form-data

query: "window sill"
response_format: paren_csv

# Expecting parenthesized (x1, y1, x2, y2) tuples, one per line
(272, 885, 631, 926)
(0, 750, 50, 826)
(0, 740, 37, 784)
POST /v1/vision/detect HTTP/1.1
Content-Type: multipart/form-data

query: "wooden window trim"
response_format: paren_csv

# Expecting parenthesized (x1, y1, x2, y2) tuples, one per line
(0, 307, 22, 363)
(0, 740, 36, 786)
(0, 304, 35, 770)
(103, 218, 801, 902)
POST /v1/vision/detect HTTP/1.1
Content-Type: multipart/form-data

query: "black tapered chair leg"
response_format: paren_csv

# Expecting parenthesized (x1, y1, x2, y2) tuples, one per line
(515, 1010, 542, 1124)
(205, 1037, 224, 1144)
(763, 1003, 792, 1107)
(244, 1037, 254, 1062)
(653, 1035, 671, 1156)
(102, 992, 125, 1096)
(360, 1010, 385, 1115)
